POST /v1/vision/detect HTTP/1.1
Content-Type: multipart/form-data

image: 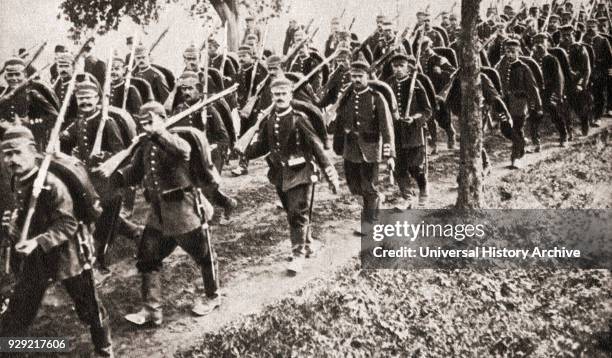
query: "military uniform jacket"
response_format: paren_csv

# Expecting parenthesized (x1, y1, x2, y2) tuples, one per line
(117, 129, 202, 235)
(318, 66, 352, 108)
(365, 30, 384, 54)
(386, 76, 432, 148)
(173, 102, 230, 149)
(235, 62, 268, 108)
(533, 52, 564, 103)
(420, 52, 456, 93)
(584, 33, 612, 79)
(561, 42, 591, 91)
(496, 57, 542, 117)
(62, 110, 125, 163)
(288, 54, 322, 90)
(135, 66, 170, 104)
(210, 54, 237, 79)
(333, 86, 395, 163)
(10, 170, 82, 281)
(110, 81, 143, 116)
(245, 107, 331, 192)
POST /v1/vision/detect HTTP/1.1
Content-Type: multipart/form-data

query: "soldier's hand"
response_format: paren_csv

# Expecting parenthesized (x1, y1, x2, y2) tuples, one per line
(387, 158, 395, 172)
(15, 239, 38, 256)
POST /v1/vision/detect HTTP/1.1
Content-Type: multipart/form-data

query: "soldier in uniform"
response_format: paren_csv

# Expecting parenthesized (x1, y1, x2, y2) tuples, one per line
(448, 14, 460, 43)
(332, 60, 395, 229)
(531, 33, 569, 146)
(0, 126, 114, 357)
(242, 16, 262, 44)
(283, 19, 299, 55)
(49, 44, 67, 84)
(496, 39, 542, 168)
(372, 20, 397, 61)
(287, 29, 323, 92)
(133, 44, 170, 103)
(0, 57, 59, 150)
(419, 37, 457, 152)
(244, 77, 339, 274)
(583, 19, 612, 124)
(53, 52, 75, 104)
(364, 14, 387, 54)
(318, 46, 353, 108)
(83, 39, 107, 87)
(208, 38, 237, 80)
(60, 77, 142, 271)
(110, 102, 221, 323)
(109, 52, 143, 116)
(324, 17, 342, 57)
(559, 25, 592, 136)
(421, 12, 446, 48)
(385, 51, 433, 206)
(547, 14, 562, 46)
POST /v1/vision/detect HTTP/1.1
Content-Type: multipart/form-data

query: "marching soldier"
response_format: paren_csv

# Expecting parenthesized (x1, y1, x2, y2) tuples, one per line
(49, 44, 67, 84)
(133, 44, 170, 103)
(583, 19, 612, 124)
(288, 29, 323, 92)
(385, 51, 433, 206)
(244, 77, 339, 274)
(0, 126, 114, 357)
(53, 52, 75, 103)
(421, 12, 446, 48)
(496, 38, 542, 168)
(531, 33, 569, 147)
(208, 38, 237, 80)
(283, 19, 300, 55)
(60, 76, 142, 271)
(0, 57, 59, 150)
(364, 14, 387, 53)
(318, 46, 353, 108)
(83, 39, 107, 87)
(372, 20, 398, 61)
(419, 37, 457, 152)
(324, 17, 342, 57)
(242, 16, 262, 44)
(110, 102, 221, 323)
(558, 25, 592, 136)
(331, 59, 395, 229)
(109, 53, 143, 116)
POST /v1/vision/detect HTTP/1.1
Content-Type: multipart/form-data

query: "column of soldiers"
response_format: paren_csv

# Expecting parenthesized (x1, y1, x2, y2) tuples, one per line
(0, 0, 611, 355)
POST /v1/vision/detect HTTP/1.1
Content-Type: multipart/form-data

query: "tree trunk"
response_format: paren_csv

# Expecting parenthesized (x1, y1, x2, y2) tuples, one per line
(455, 0, 484, 209)
(210, 0, 240, 51)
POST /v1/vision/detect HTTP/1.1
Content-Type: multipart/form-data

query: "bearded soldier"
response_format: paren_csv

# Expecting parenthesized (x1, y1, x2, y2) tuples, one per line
(0, 126, 114, 357)
(332, 60, 395, 230)
(244, 77, 339, 274)
(133, 44, 170, 103)
(531, 33, 569, 146)
(496, 38, 542, 168)
(385, 51, 433, 207)
(558, 25, 592, 136)
(110, 102, 221, 324)
(60, 76, 142, 271)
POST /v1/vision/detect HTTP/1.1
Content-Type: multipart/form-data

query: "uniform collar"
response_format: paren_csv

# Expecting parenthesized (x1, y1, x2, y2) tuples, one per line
(276, 106, 293, 117)
(397, 74, 411, 83)
(18, 166, 38, 183)
(111, 80, 125, 89)
(353, 87, 368, 95)
(80, 109, 101, 121)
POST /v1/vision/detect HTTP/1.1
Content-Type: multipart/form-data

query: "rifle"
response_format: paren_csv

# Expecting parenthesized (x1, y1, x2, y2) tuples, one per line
(348, 17, 356, 31)
(122, 32, 138, 110)
(246, 22, 269, 102)
(240, 74, 270, 119)
(405, 28, 426, 116)
(202, 24, 210, 129)
(0, 42, 47, 77)
(284, 27, 319, 70)
(541, 0, 555, 31)
(0, 63, 51, 106)
(96, 84, 239, 178)
(304, 18, 315, 34)
(220, 22, 229, 77)
(13, 57, 84, 271)
(437, 69, 460, 103)
(339, 8, 346, 19)
(370, 26, 411, 73)
(150, 26, 170, 54)
(235, 50, 338, 154)
(90, 48, 114, 159)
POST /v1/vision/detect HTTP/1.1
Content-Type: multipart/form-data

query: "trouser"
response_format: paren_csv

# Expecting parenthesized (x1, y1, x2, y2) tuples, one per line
(276, 184, 312, 257)
(136, 226, 218, 308)
(567, 89, 593, 135)
(95, 194, 141, 269)
(591, 75, 607, 120)
(203, 185, 235, 214)
(428, 101, 456, 146)
(511, 115, 526, 161)
(527, 110, 542, 146)
(344, 160, 380, 222)
(0, 263, 111, 353)
(394, 146, 427, 197)
(546, 101, 571, 142)
(211, 144, 228, 172)
(122, 186, 137, 218)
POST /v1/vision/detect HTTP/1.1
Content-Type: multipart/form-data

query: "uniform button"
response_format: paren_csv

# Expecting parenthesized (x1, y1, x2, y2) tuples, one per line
(356, 122, 360, 125)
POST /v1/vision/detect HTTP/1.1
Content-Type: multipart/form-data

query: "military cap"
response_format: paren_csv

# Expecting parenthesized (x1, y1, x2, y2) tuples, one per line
(183, 44, 199, 58)
(504, 5, 514, 10)
(134, 44, 149, 56)
(178, 71, 200, 87)
(136, 101, 167, 121)
(416, 11, 430, 18)
(331, 17, 340, 25)
(75, 76, 100, 96)
(532, 32, 551, 42)
(1, 125, 35, 151)
(293, 28, 306, 38)
(245, 16, 255, 22)
(266, 55, 283, 69)
(376, 14, 386, 21)
(449, 13, 458, 20)
(56, 52, 73, 65)
(350, 60, 370, 73)
(598, 17, 608, 23)
(382, 20, 394, 27)
(336, 45, 351, 56)
(560, 11, 571, 18)
(54, 44, 66, 53)
(529, 6, 538, 11)
(246, 33, 259, 42)
(270, 76, 293, 89)
(112, 51, 124, 64)
(3, 57, 26, 71)
(549, 14, 560, 21)
(208, 38, 220, 48)
(237, 45, 254, 56)
(389, 50, 416, 66)
(503, 38, 521, 47)
(559, 24, 574, 32)
(126, 36, 134, 45)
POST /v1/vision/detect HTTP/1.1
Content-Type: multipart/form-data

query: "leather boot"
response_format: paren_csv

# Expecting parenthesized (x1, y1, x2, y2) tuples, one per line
(90, 318, 113, 357)
(124, 273, 163, 326)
